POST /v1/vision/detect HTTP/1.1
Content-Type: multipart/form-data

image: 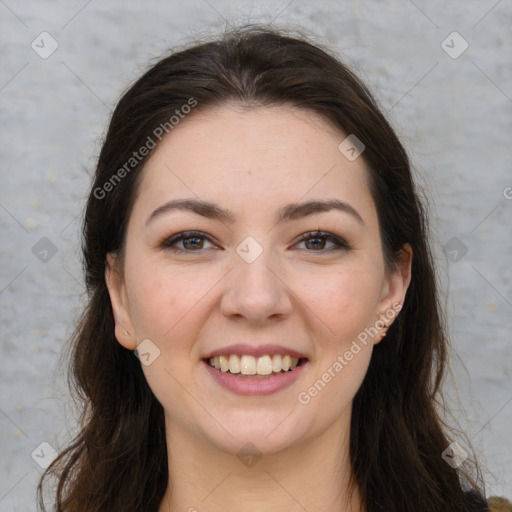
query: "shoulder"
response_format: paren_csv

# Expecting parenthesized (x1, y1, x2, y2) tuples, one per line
(487, 496, 512, 512)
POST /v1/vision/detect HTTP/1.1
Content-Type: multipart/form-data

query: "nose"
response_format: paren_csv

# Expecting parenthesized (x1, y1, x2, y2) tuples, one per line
(220, 248, 293, 324)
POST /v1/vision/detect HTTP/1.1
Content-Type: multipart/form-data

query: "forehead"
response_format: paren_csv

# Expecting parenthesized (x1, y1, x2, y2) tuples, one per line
(132, 104, 376, 225)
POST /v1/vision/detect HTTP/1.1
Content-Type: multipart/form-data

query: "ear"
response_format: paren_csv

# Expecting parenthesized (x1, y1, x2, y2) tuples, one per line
(374, 243, 413, 344)
(105, 252, 137, 350)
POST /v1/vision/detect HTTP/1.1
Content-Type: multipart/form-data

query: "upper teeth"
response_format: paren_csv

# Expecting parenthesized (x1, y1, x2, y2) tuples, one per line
(208, 354, 300, 375)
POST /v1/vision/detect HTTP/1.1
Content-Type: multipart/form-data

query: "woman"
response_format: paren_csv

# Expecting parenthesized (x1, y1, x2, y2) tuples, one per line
(38, 24, 491, 511)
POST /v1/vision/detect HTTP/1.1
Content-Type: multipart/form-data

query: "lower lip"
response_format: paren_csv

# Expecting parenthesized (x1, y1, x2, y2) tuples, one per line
(203, 360, 308, 396)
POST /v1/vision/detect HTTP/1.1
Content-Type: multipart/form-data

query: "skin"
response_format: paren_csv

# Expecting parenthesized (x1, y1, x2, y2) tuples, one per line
(105, 104, 412, 512)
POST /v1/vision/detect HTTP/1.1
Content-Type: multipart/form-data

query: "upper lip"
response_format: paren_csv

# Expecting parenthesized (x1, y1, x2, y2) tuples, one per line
(203, 344, 309, 360)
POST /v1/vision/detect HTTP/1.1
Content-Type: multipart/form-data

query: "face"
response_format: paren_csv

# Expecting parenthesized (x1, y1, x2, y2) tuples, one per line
(106, 104, 412, 457)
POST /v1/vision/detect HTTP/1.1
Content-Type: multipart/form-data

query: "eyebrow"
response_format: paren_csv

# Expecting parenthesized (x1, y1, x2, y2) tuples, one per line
(145, 198, 364, 226)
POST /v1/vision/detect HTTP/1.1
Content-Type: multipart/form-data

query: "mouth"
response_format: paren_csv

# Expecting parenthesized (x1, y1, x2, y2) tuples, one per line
(204, 354, 308, 379)
(202, 353, 309, 396)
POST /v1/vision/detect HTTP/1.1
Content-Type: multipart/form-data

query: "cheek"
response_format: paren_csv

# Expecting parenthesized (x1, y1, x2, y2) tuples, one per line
(296, 270, 378, 419)
(299, 261, 384, 341)
(125, 258, 210, 340)
(125, 261, 207, 412)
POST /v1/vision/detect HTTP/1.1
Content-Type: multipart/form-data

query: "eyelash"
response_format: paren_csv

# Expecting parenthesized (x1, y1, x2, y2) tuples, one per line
(159, 230, 350, 254)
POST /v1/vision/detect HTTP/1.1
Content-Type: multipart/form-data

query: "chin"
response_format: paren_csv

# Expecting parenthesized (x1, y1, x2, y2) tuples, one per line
(200, 410, 309, 457)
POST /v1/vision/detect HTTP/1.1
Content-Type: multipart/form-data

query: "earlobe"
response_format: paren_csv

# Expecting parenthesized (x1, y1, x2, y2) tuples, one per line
(105, 253, 137, 350)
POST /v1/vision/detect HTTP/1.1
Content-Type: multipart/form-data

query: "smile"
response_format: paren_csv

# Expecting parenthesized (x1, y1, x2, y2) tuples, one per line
(203, 355, 308, 396)
(207, 354, 303, 376)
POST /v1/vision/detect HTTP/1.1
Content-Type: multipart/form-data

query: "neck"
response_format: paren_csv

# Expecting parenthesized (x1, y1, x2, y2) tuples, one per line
(158, 414, 363, 512)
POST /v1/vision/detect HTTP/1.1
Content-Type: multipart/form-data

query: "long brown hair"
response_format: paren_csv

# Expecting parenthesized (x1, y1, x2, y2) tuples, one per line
(37, 23, 487, 511)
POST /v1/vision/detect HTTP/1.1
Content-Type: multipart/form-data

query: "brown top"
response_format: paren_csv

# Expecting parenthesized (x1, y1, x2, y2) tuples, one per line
(488, 497, 512, 512)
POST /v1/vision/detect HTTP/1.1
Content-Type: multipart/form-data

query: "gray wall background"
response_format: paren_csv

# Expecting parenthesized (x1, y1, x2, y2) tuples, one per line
(1, 1, 511, 509)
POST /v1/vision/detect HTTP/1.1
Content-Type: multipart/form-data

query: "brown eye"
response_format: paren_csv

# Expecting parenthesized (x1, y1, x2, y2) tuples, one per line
(295, 230, 350, 252)
(159, 230, 350, 254)
(160, 231, 216, 252)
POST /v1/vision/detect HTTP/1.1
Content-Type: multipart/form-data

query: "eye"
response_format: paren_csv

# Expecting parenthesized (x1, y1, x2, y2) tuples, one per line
(158, 229, 350, 254)
(294, 230, 350, 252)
(159, 231, 217, 252)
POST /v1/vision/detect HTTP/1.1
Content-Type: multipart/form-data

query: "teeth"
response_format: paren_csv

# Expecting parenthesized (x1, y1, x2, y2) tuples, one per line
(208, 354, 300, 375)
(256, 355, 273, 375)
(272, 354, 282, 372)
(219, 355, 229, 372)
(228, 354, 241, 374)
(240, 355, 256, 375)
